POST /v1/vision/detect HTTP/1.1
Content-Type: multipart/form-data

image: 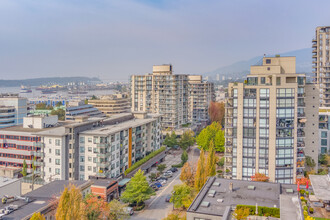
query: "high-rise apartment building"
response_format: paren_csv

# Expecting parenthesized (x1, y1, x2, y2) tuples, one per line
(318, 108, 330, 154)
(224, 56, 319, 184)
(131, 65, 214, 129)
(312, 26, 330, 107)
(0, 94, 27, 128)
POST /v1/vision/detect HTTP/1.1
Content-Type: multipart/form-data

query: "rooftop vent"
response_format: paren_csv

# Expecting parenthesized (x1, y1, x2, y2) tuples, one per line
(217, 199, 224, 203)
(201, 201, 210, 207)
(213, 182, 220, 186)
(208, 190, 216, 197)
(286, 189, 294, 194)
(248, 185, 256, 190)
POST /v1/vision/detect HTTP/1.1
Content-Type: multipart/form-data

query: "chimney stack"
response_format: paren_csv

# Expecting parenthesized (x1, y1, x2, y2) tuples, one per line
(229, 182, 233, 192)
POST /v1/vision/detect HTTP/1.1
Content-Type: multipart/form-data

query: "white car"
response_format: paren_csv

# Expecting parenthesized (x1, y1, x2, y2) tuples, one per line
(158, 179, 167, 185)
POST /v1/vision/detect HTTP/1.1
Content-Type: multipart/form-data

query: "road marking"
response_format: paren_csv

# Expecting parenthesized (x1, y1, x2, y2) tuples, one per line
(147, 171, 181, 208)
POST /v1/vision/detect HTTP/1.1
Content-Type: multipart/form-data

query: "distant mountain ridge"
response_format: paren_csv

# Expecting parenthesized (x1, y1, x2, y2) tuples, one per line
(0, 77, 101, 87)
(205, 48, 313, 79)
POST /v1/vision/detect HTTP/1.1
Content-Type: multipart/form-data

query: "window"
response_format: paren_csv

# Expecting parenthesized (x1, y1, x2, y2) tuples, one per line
(321, 139, 327, 146)
(49, 139, 52, 144)
(243, 99, 256, 108)
(80, 166, 85, 171)
(55, 168, 60, 175)
(55, 159, 60, 165)
(55, 139, 61, 146)
(276, 77, 281, 86)
(88, 156, 92, 162)
(259, 148, 268, 157)
(260, 100, 269, 108)
(276, 149, 293, 158)
(80, 147, 85, 153)
(277, 88, 294, 97)
(243, 108, 256, 118)
(259, 128, 269, 138)
(243, 128, 255, 137)
(79, 137, 85, 143)
(88, 166, 92, 171)
(88, 138, 92, 143)
(259, 118, 269, 127)
(80, 156, 85, 162)
(55, 149, 60, 156)
(259, 109, 269, 118)
(321, 131, 327, 138)
(260, 77, 266, 84)
(88, 147, 92, 152)
(243, 118, 255, 127)
(259, 88, 269, 97)
(266, 59, 271, 64)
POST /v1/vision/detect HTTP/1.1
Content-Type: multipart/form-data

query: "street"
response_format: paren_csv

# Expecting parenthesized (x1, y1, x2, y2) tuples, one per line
(130, 146, 200, 220)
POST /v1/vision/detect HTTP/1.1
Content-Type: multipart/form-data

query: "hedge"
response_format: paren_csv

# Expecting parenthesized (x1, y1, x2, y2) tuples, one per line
(236, 205, 280, 218)
(124, 146, 166, 175)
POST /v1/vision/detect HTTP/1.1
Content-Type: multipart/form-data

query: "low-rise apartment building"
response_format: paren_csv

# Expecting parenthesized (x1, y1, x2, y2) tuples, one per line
(78, 112, 162, 180)
(88, 94, 131, 116)
(66, 101, 105, 121)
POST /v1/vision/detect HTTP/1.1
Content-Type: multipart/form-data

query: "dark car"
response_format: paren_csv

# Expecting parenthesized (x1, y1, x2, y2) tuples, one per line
(165, 195, 171, 202)
(170, 167, 178, 172)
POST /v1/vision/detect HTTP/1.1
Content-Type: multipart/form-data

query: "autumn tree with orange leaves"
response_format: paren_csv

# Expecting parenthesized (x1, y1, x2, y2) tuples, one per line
(180, 162, 195, 187)
(209, 101, 225, 125)
(251, 173, 269, 182)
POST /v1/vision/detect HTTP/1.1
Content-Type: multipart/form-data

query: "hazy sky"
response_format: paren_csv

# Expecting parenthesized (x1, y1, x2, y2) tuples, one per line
(0, 0, 329, 81)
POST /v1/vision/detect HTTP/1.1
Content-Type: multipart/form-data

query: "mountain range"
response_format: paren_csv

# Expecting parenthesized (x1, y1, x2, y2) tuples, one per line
(205, 48, 313, 79)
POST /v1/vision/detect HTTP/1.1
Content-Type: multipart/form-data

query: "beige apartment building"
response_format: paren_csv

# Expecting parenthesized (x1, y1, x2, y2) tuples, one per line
(88, 94, 131, 116)
(312, 26, 330, 107)
(224, 56, 319, 184)
(131, 65, 214, 129)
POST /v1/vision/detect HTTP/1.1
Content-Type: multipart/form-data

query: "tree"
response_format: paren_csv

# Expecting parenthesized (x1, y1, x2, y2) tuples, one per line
(56, 184, 84, 220)
(181, 150, 188, 164)
(149, 173, 157, 182)
(194, 149, 207, 191)
(170, 184, 195, 209)
(232, 207, 250, 220)
(206, 141, 216, 177)
(51, 108, 65, 121)
(180, 162, 195, 187)
(55, 101, 62, 107)
(196, 122, 225, 152)
(91, 95, 98, 100)
(85, 99, 89, 104)
(251, 173, 269, 182)
(163, 211, 186, 220)
(30, 212, 45, 220)
(21, 159, 27, 177)
(319, 153, 330, 166)
(178, 131, 195, 151)
(121, 169, 155, 206)
(306, 156, 316, 170)
(105, 199, 128, 220)
(163, 131, 178, 148)
(35, 102, 47, 110)
(157, 164, 167, 173)
(217, 157, 225, 167)
(208, 101, 225, 125)
(83, 193, 107, 220)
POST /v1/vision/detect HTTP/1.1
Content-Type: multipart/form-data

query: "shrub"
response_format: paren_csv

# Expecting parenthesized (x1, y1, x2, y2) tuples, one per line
(172, 163, 184, 168)
(124, 147, 166, 175)
(309, 207, 314, 213)
(235, 205, 280, 218)
(217, 170, 223, 173)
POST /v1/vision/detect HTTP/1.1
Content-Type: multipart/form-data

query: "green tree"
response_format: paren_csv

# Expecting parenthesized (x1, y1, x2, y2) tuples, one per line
(55, 101, 62, 107)
(149, 173, 157, 182)
(206, 141, 216, 177)
(91, 95, 98, 100)
(194, 149, 207, 191)
(306, 156, 316, 170)
(196, 122, 225, 152)
(181, 150, 188, 164)
(170, 184, 195, 209)
(178, 131, 195, 151)
(51, 108, 66, 121)
(121, 169, 155, 206)
(21, 159, 27, 177)
(157, 164, 167, 173)
(56, 184, 84, 220)
(163, 131, 178, 148)
(217, 157, 225, 167)
(30, 212, 45, 220)
(106, 199, 129, 220)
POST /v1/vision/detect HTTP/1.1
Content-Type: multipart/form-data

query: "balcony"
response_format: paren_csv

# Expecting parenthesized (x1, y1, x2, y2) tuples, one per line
(33, 142, 44, 148)
(34, 161, 44, 166)
(33, 151, 44, 157)
(297, 112, 306, 118)
(97, 143, 109, 148)
(97, 152, 111, 158)
(297, 102, 306, 107)
(96, 161, 111, 168)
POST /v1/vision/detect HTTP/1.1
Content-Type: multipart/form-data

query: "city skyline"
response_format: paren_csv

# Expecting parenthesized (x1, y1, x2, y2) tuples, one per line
(0, 0, 330, 80)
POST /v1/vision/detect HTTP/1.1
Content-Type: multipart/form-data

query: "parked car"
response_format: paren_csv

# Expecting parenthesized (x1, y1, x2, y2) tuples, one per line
(165, 170, 173, 175)
(157, 176, 168, 181)
(125, 207, 134, 215)
(170, 167, 178, 172)
(150, 182, 162, 190)
(165, 195, 171, 202)
(158, 179, 167, 185)
(163, 172, 172, 178)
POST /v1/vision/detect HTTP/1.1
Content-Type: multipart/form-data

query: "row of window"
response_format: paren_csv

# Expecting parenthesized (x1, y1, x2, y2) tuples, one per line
(0, 135, 40, 142)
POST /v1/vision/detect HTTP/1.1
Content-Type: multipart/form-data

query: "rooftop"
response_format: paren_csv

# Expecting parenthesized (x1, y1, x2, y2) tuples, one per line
(309, 175, 330, 201)
(0, 176, 19, 188)
(80, 116, 159, 136)
(0, 121, 71, 133)
(187, 177, 298, 218)
(1, 180, 90, 220)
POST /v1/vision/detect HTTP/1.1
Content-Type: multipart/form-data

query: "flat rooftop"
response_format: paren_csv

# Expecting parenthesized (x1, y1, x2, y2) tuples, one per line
(1, 180, 90, 220)
(0, 176, 19, 188)
(0, 121, 71, 133)
(309, 175, 330, 201)
(80, 117, 158, 136)
(187, 177, 298, 218)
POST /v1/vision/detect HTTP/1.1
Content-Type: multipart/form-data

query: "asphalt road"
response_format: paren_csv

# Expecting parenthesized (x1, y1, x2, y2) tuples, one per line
(130, 146, 200, 220)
